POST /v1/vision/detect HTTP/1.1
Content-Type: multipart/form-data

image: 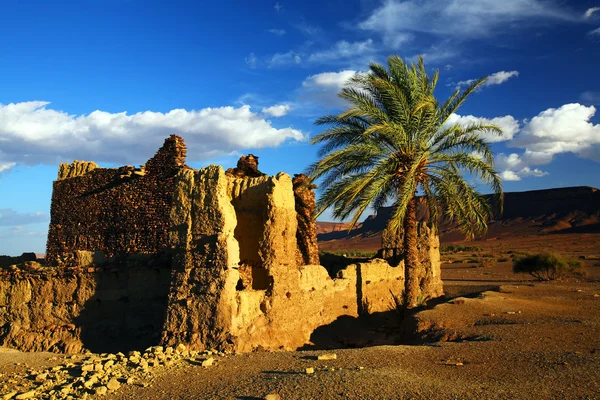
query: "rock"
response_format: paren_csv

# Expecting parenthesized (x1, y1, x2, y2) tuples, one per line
(15, 391, 36, 400)
(81, 364, 94, 372)
(83, 377, 98, 389)
(126, 377, 135, 385)
(305, 367, 315, 374)
(201, 358, 214, 367)
(95, 386, 108, 396)
(152, 346, 164, 354)
(103, 360, 114, 370)
(35, 373, 48, 382)
(264, 394, 281, 400)
(106, 378, 120, 391)
(317, 353, 337, 361)
(175, 344, 187, 353)
(2, 391, 17, 400)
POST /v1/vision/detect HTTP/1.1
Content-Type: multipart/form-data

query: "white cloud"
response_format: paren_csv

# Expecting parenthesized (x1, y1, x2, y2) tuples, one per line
(300, 70, 362, 108)
(456, 70, 519, 89)
(581, 91, 600, 105)
(500, 170, 521, 181)
(494, 153, 548, 181)
(444, 113, 520, 142)
(512, 103, 600, 162)
(302, 70, 360, 89)
(307, 39, 376, 64)
(274, 1, 283, 12)
(360, 0, 575, 42)
(268, 51, 302, 67)
(589, 27, 600, 36)
(0, 162, 15, 174)
(0, 101, 306, 168)
(268, 28, 286, 36)
(245, 52, 257, 68)
(584, 7, 600, 19)
(0, 209, 48, 226)
(262, 104, 291, 117)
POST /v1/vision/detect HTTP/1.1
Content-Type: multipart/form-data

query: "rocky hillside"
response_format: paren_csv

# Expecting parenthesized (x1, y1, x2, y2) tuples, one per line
(317, 186, 600, 251)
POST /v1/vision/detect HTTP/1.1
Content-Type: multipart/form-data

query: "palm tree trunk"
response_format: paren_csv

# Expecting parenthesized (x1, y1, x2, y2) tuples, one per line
(403, 197, 421, 310)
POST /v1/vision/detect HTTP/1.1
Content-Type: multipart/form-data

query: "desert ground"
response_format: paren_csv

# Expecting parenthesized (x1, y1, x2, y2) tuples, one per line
(1, 230, 599, 399)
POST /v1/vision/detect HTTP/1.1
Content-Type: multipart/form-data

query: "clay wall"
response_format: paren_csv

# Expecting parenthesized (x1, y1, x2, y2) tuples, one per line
(45, 135, 187, 264)
(0, 261, 171, 354)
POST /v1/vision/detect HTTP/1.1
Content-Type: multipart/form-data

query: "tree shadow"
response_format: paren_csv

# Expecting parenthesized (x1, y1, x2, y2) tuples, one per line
(300, 285, 502, 350)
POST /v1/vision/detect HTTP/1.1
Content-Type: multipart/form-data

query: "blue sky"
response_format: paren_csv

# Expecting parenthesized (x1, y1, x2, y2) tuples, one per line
(1, 0, 600, 255)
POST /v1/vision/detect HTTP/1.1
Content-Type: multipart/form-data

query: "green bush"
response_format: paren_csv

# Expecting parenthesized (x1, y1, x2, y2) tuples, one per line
(440, 244, 482, 253)
(513, 252, 586, 281)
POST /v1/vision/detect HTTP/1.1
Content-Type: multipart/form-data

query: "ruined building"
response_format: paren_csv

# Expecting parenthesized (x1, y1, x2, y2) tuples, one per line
(0, 136, 443, 354)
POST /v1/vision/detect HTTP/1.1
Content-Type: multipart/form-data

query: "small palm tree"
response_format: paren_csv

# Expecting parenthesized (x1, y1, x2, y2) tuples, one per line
(308, 55, 503, 310)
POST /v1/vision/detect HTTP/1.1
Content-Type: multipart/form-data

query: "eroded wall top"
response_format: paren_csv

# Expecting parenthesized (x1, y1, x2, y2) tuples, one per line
(46, 135, 188, 264)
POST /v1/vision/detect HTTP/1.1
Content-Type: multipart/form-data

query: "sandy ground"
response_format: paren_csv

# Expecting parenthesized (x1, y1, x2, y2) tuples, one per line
(2, 235, 600, 399)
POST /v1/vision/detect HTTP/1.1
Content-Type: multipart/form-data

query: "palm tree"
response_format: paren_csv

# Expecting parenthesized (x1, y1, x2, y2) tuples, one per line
(308, 55, 503, 310)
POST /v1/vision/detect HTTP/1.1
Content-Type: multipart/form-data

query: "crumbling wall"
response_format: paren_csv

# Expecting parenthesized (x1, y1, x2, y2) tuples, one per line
(161, 166, 241, 351)
(380, 222, 444, 299)
(293, 174, 320, 266)
(2, 139, 442, 354)
(0, 261, 170, 354)
(46, 135, 187, 264)
(161, 166, 407, 353)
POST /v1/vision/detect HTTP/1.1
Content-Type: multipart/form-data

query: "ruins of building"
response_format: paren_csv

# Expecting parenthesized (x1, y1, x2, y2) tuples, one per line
(0, 136, 443, 354)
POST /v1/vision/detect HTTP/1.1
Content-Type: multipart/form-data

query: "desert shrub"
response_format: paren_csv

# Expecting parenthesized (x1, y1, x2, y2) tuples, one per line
(440, 244, 482, 253)
(319, 249, 376, 258)
(513, 252, 586, 281)
(497, 257, 509, 262)
(478, 259, 495, 268)
(567, 259, 588, 279)
(467, 258, 479, 264)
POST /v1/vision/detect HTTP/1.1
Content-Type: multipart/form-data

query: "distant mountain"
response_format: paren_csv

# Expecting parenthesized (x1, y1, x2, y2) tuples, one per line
(317, 186, 600, 251)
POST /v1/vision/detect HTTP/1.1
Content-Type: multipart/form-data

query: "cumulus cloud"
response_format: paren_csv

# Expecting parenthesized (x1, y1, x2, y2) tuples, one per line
(262, 104, 291, 117)
(300, 70, 362, 107)
(302, 70, 360, 89)
(584, 7, 600, 19)
(360, 0, 575, 41)
(494, 153, 548, 181)
(0, 101, 306, 169)
(268, 28, 286, 36)
(444, 113, 520, 142)
(512, 103, 600, 162)
(0, 209, 48, 227)
(456, 70, 519, 89)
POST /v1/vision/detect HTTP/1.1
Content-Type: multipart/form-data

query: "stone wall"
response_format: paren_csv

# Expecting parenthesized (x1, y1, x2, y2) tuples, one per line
(45, 135, 187, 264)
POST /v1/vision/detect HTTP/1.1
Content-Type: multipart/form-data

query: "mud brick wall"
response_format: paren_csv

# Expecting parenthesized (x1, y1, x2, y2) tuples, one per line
(46, 135, 187, 264)
(0, 262, 171, 354)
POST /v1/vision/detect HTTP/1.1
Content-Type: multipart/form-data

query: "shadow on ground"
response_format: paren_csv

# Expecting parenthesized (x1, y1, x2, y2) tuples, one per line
(300, 284, 501, 350)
